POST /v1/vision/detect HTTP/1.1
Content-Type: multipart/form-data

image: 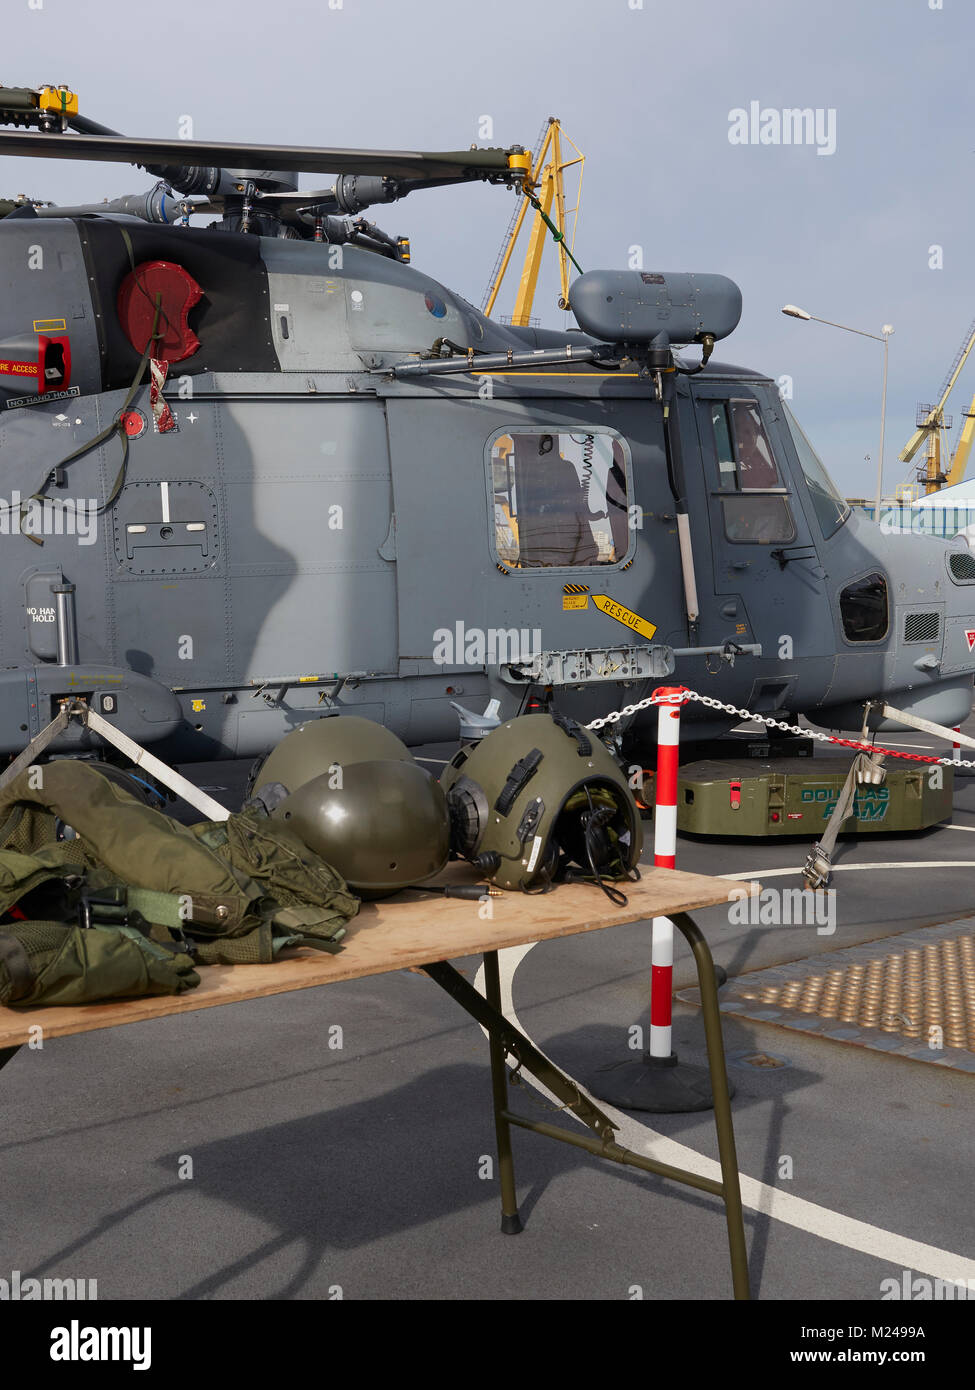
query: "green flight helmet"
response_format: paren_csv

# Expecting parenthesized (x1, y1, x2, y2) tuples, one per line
(271, 758, 450, 899)
(249, 716, 412, 807)
(440, 712, 643, 893)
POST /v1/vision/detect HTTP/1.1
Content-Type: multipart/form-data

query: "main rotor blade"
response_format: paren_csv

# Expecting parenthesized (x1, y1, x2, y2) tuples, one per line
(0, 131, 523, 182)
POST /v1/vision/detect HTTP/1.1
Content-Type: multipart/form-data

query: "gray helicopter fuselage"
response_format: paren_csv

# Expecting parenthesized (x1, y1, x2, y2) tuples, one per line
(0, 213, 972, 761)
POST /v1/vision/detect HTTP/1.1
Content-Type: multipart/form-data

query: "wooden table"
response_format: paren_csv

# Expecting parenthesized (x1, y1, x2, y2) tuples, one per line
(0, 865, 756, 1298)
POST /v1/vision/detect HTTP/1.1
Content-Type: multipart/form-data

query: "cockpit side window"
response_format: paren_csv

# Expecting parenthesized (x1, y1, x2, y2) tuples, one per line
(731, 401, 780, 488)
(710, 399, 785, 492)
(712, 400, 781, 489)
(708, 398, 795, 543)
(711, 403, 737, 491)
(721, 495, 796, 544)
(490, 430, 631, 568)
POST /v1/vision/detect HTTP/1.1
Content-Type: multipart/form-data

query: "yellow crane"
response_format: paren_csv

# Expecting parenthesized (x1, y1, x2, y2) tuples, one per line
(898, 317, 975, 493)
(480, 117, 584, 326)
(946, 383, 975, 490)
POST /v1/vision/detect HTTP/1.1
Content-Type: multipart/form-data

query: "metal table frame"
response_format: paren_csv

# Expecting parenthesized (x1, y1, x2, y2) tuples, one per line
(0, 912, 749, 1300)
(425, 911, 749, 1298)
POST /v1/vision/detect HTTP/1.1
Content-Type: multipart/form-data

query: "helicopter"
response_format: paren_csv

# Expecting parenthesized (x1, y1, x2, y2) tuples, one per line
(0, 81, 973, 777)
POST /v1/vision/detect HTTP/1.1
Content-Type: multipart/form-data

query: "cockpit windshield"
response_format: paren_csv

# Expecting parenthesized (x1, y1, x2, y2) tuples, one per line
(783, 405, 850, 538)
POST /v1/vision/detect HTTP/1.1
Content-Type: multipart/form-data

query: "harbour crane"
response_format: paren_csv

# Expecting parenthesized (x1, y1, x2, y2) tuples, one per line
(480, 117, 583, 325)
(898, 316, 975, 493)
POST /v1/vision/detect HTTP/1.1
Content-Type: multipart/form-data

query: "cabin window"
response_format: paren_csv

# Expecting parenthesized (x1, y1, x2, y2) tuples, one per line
(840, 572, 889, 642)
(490, 430, 631, 568)
(783, 405, 850, 538)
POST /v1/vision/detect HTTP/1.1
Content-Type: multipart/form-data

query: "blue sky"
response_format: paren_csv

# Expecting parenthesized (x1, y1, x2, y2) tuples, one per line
(2, 0, 970, 496)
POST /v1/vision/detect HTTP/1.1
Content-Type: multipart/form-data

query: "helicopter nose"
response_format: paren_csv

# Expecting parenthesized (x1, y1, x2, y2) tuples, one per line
(857, 534, 975, 732)
(942, 547, 975, 668)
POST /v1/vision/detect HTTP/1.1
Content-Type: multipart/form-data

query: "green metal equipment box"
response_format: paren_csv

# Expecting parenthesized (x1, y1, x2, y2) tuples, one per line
(642, 756, 953, 838)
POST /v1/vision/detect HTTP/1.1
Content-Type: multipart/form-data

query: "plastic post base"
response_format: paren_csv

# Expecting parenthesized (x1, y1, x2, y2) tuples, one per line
(500, 1212, 524, 1235)
(585, 1050, 735, 1113)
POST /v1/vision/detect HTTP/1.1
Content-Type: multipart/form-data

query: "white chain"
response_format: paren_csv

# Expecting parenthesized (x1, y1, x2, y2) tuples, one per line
(587, 688, 975, 770)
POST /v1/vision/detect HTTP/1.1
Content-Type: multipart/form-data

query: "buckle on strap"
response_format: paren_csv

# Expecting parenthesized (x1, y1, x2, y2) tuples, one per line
(76, 886, 197, 957)
(803, 846, 832, 891)
(77, 886, 129, 931)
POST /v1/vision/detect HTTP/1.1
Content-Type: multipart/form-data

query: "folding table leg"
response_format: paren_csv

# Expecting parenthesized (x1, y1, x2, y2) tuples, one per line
(424, 954, 618, 1233)
(423, 931, 750, 1298)
(483, 951, 523, 1234)
(670, 912, 750, 1300)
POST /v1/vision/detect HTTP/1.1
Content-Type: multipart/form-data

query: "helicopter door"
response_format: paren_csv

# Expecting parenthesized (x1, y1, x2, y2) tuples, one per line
(694, 391, 833, 711)
(480, 404, 684, 662)
(386, 397, 680, 707)
(481, 410, 683, 693)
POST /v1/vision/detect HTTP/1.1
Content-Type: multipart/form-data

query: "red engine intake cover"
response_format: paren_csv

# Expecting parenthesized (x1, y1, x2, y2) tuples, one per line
(117, 260, 203, 364)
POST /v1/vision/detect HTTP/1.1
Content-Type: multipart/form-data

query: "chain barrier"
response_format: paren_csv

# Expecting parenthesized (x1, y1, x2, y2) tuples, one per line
(587, 688, 975, 770)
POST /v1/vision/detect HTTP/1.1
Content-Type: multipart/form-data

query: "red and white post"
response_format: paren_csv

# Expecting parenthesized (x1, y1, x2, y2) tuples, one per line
(953, 728, 961, 764)
(586, 682, 731, 1112)
(649, 686, 687, 1059)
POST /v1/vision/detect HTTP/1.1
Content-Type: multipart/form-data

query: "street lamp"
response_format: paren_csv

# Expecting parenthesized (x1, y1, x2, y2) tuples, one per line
(781, 305, 893, 519)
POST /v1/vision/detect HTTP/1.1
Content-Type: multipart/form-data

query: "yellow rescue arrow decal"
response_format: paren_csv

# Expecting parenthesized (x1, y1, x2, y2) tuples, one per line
(591, 594, 657, 641)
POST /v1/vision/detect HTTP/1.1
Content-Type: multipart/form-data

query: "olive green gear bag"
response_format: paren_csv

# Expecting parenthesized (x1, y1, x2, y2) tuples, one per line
(0, 912, 200, 1009)
(0, 762, 360, 1006)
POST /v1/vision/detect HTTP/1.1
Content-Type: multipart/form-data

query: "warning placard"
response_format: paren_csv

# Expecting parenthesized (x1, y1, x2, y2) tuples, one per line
(591, 594, 657, 641)
(5, 386, 79, 410)
(965, 629, 975, 653)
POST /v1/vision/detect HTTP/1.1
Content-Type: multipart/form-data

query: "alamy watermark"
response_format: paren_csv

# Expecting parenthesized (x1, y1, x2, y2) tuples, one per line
(728, 885, 837, 935)
(728, 102, 837, 157)
(879, 506, 975, 537)
(432, 622, 542, 667)
(50, 1320, 150, 1370)
(0, 491, 97, 544)
(881, 1270, 975, 1300)
(0, 1268, 97, 1299)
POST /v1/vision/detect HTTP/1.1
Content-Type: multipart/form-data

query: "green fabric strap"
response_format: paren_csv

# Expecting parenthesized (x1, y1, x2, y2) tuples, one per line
(527, 192, 584, 274)
(126, 887, 188, 930)
(125, 890, 347, 947)
(288, 934, 346, 955)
